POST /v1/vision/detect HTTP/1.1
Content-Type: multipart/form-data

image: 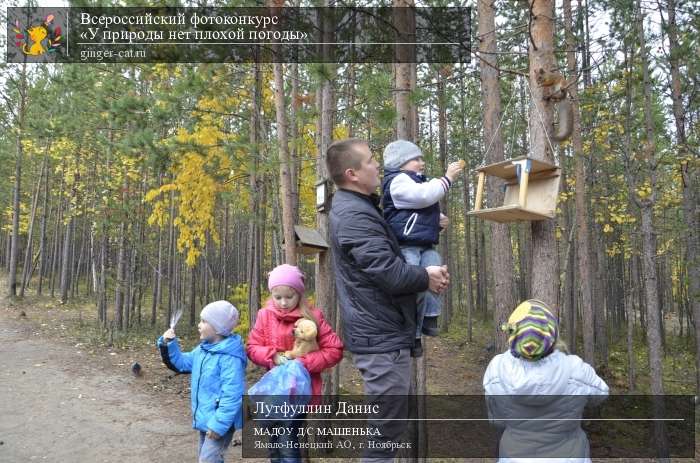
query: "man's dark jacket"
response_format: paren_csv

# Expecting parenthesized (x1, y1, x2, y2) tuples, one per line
(329, 188, 430, 354)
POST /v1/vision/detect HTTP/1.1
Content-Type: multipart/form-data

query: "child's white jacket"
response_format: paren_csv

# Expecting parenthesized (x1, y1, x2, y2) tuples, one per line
(483, 349, 609, 463)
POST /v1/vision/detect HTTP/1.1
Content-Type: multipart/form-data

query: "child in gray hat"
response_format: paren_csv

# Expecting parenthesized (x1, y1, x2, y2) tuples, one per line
(158, 300, 246, 462)
(381, 140, 463, 353)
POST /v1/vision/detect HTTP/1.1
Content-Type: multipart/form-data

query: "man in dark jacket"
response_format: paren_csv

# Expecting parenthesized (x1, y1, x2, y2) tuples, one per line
(326, 138, 449, 463)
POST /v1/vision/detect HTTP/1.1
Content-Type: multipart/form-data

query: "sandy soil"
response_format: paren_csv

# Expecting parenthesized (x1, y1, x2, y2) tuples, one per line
(0, 308, 251, 463)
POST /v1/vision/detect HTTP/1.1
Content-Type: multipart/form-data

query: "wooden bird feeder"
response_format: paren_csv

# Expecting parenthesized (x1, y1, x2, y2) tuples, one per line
(468, 156, 561, 223)
(291, 225, 329, 255)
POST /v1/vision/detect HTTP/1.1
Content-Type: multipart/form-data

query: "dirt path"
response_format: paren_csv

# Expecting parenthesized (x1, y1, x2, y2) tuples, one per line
(0, 310, 246, 463)
(0, 296, 492, 463)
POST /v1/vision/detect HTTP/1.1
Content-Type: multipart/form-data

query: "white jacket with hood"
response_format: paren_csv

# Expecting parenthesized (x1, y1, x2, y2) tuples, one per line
(483, 349, 609, 463)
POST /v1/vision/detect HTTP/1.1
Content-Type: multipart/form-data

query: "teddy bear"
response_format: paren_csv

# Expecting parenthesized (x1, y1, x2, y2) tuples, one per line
(284, 318, 319, 359)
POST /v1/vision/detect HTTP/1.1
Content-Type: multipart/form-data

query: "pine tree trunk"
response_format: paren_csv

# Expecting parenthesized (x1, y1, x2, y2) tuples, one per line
(518, 223, 530, 300)
(476, 219, 488, 314)
(437, 68, 454, 334)
(624, 262, 636, 391)
(59, 214, 74, 305)
(528, 0, 559, 310)
(636, 0, 665, 396)
(247, 60, 263, 327)
(392, 2, 423, 460)
(593, 230, 608, 366)
(189, 265, 196, 327)
(20, 158, 45, 297)
(90, 228, 98, 302)
(564, 0, 594, 364)
(152, 221, 163, 327)
(271, 189, 283, 268)
(559, 175, 576, 347)
(393, 0, 414, 140)
(99, 226, 108, 326)
(124, 246, 132, 331)
(479, 0, 517, 351)
(270, 29, 297, 266)
(167, 186, 176, 326)
(115, 221, 126, 330)
(290, 60, 300, 223)
(682, 161, 700, 393)
(459, 72, 475, 341)
(37, 158, 50, 296)
(347, 63, 356, 137)
(8, 62, 28, 298)
(316, 8, 338, 396)
(220, 204, 229, 299)
(2, 231, 8, 271)
(71, 218, 84, 300)
(664, 0, 700, 394)
(50, 191, 64, 298)
(4, 232, 10, 271)
(635, 2, 669, 456)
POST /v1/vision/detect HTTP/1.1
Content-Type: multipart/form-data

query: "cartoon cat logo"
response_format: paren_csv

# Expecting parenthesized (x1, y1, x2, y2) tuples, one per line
(14, 14, 62, 56)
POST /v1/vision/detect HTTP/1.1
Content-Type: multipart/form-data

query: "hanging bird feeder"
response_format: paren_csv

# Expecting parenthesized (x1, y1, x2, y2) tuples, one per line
(468, 156, 561, 223)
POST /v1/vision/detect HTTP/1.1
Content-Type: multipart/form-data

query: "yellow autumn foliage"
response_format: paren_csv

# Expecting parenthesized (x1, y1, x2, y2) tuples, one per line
(146, 153, 220, 267)
(145, 85, 247, 266)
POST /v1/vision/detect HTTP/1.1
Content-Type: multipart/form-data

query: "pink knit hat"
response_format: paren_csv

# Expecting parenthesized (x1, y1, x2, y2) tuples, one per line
(268, 264, 305, 296)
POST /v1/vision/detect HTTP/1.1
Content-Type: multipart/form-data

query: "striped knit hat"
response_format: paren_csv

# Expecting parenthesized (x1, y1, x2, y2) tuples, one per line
(502, 299, 558, 361)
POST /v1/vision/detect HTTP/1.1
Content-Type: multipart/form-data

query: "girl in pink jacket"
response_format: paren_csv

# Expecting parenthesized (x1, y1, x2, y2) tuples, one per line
(247, 264, 343, 463)
(247, 264, 344, 398)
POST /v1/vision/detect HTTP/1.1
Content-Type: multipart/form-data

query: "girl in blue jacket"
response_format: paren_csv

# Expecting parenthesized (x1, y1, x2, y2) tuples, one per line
(158, 300, 247, 463)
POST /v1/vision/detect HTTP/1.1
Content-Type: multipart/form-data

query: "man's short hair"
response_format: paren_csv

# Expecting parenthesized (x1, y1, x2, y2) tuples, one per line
(326, 138, 367, 186)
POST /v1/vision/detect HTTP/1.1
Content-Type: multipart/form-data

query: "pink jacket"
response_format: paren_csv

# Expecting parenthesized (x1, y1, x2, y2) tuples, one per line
(246, 299, 344, 397)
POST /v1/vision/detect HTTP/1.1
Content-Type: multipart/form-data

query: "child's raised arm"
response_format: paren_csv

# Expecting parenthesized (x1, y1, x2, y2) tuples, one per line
(157, 329, 195, 373)
(390, 173, 452, 210)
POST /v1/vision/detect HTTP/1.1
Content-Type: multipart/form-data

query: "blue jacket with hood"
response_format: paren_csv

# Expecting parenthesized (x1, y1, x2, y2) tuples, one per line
(157, 334, 247, 435)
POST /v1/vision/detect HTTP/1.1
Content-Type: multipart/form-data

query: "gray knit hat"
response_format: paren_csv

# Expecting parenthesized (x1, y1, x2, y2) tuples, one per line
(200, 300, 239, 336)
(383, 140, 423, 169)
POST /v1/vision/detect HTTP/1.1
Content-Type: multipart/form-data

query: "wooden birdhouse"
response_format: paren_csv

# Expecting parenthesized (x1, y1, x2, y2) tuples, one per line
(292, 225, 329, 255)
(468, 156, 561, 223)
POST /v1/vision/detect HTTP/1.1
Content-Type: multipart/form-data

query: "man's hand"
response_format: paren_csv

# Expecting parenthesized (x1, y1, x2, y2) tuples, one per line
(206, 430, 221, 440)
(439, 213, 449, 230)
(162, 328, 176, 341)
(426, 265, 450, 293)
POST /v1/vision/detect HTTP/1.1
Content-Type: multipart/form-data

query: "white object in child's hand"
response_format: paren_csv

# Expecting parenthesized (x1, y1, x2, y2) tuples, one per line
(169, 306, 183, 329)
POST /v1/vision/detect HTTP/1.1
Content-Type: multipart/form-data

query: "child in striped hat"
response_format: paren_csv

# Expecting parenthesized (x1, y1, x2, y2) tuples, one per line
(483, 299, 608, 462)
(503, 298, 563, 360)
